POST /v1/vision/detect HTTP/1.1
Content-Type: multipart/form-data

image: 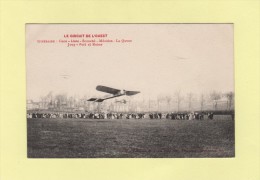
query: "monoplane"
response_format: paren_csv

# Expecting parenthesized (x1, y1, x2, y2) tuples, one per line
(88, 85, 140, 102)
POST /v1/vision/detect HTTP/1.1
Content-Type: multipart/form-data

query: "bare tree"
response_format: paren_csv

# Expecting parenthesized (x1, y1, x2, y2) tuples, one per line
(55, 94, 67, 109)
(187, 92, 194, 111)
(46, 91, 53, 100)
(165, 95, 172, 112)
(67, 96, 73, 108)
(209, 91, 221, 110)
(174, 90, 183, 112)
(40, 96, 46, 109)
(46, 91, 53, 107)
(225, 92, 234, 110)
(157, 95, 165, 111)
(200, 94, 206, 111)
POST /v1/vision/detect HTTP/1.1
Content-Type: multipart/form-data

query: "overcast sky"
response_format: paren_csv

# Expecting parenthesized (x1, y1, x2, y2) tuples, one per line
(26, 24, 234, 101)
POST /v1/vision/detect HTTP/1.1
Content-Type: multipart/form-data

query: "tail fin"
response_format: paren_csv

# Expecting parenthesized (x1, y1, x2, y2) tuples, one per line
(96, 99, 104, 102)
(125, 91, 140, 96)
(88, 98, 98, 101)
(88, 98, 104, 102)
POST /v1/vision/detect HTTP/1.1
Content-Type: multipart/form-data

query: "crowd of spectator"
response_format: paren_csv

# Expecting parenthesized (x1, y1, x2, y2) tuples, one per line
(27, 111, 215, 120)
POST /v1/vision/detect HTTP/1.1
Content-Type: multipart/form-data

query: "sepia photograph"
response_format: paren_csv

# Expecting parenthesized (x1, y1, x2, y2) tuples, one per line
(26, 24, 234, 158)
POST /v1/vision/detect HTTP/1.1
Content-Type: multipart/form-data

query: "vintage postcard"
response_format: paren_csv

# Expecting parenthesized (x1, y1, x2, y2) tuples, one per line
(26, 24, 234, 158)
(1, 1, 260, 180)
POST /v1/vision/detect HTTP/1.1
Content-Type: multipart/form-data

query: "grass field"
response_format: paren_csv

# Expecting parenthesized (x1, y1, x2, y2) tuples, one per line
(27, 118, 234, 158)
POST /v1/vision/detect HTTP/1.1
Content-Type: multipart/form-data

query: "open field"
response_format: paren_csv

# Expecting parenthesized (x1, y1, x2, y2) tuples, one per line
(27, 118, 234, 158)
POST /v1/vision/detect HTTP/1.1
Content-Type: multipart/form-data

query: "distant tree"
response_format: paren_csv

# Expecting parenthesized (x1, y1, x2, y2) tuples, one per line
(209, 91, 221, 110)
(46, 91, 53, 107)
(67, 96, 73, 108)
(187, 92, 194, 111)
(225, 92, 234, 110)
(40, 96, 46, 109)
(157, 95, 165, 111)
(55, 94, 67, 109)
(200, 94, 206, 111)
(174, 90, 183, 112)
(46, 91, 53, 100)
(165, 95, 172, 111)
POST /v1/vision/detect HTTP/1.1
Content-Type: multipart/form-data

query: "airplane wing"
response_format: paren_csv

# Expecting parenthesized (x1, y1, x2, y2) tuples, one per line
(125, 90, 140, 96)
(96, 85, 121, 95)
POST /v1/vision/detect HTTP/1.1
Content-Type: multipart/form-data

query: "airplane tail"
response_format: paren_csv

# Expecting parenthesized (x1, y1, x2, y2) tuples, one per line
(87, 98, 104, 102)
(125, 91, 140, 96)
(96, 99, 104, 102)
